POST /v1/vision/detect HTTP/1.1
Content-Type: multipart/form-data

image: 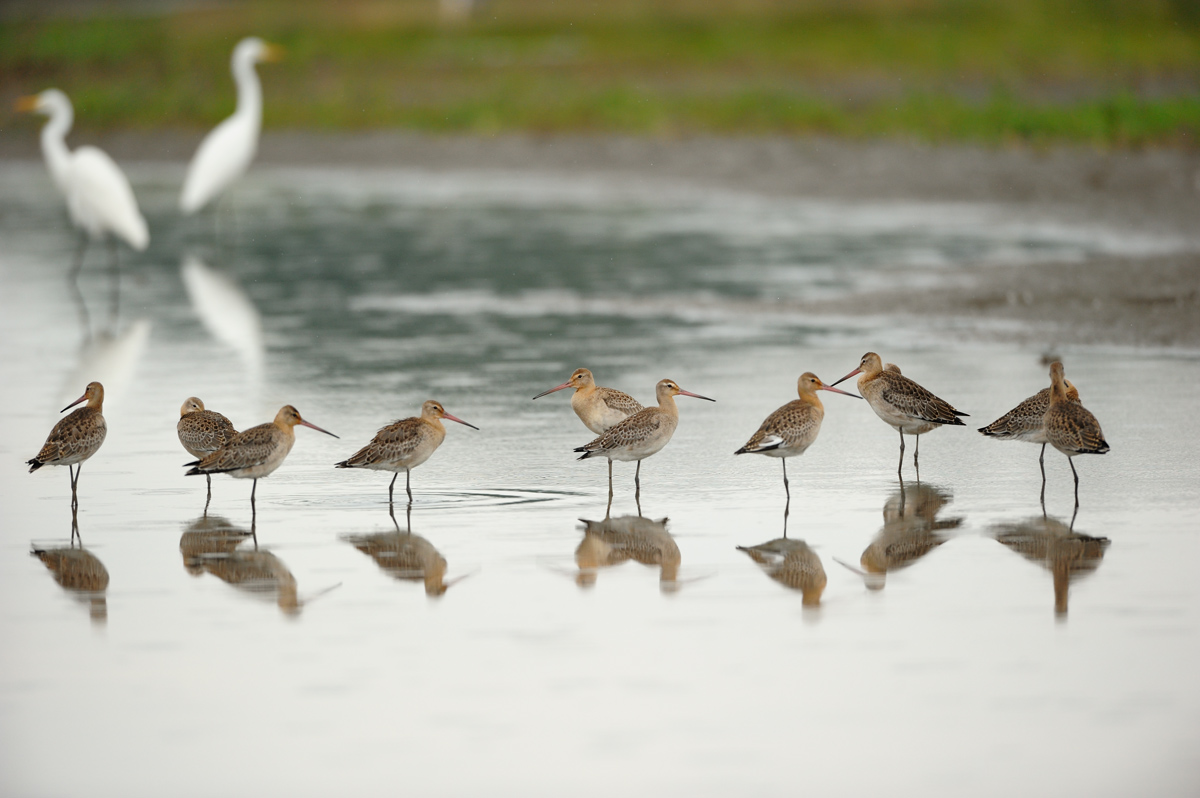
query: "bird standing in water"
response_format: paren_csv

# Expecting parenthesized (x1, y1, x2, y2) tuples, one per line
(27, 382, 108, 526)
(735, 372, 860, 524)
(335, 400, 478, 505)
(177, 397, 238, 509)
(533, 367, 644, 434)
(574, 378, 714, 512)
(185, 405, 337, 518)
(831, 352, 967, 479)
(979, 374, 1082, 503)
(1043, 362, 1109, 508)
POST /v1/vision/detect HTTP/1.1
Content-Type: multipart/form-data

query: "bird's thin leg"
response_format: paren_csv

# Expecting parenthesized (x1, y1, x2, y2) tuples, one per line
(107, 238, 120, 328)
(897, 429, 905, 481)
(405, 500, 413, 534)
(606, 460, 613, 518)
(204, 474, 212, 517)
(68, 232, 91, 335)
(782, 459, 790, 502)
(914, 434, 921, 483)
(406, 469, 413, 503)
(387, 500, 399, 533)
(634, 461, 642, 505)
(68, 464, 78, 519)
(783, 493, 791, 539)
(1069, 502, 1079, 531)
(1070, 457, 1080, 509)
(898, 479, 907, 517)
(250, 478, 257, 520)
(388, 472, 397, 507)
(1039, 444, 1047, 507)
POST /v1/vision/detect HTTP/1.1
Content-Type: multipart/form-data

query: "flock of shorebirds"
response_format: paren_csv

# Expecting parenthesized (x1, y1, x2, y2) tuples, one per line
(27, 353, 1110, 527)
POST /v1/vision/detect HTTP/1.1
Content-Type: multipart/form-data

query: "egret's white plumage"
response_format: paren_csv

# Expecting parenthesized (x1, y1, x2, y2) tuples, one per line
(18, 89, 148, 250)
(180, 37, 280, 214)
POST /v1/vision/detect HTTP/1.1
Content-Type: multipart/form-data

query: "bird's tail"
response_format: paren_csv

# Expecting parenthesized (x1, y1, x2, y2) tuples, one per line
(26, 458, 43, 473)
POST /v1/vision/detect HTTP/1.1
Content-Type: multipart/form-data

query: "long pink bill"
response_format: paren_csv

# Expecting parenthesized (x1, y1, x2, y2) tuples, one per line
(829, 367, 862, 388)
(60, 394, 88, 413)
(532, 381, 573, 400)
(442, 412, 480, 431)
(819, 382, 864, 399)
(299, 420, 340, 438)
(678, 389, 716, 402)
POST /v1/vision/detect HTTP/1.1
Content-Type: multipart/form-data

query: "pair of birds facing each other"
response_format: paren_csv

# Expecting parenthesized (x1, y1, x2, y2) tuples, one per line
(979, 361, 1109, 503)
(180, 397, 477, 508)
(17, 37, 280, 259)
(533, 369, 715, 502)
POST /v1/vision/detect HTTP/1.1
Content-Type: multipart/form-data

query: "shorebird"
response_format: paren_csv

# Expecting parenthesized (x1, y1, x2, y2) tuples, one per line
(27, 381, 107, 519)
(737, 538, 826, 606)
(335, 400, 478, 504)
(16, 90, 148, 329)
(177, 397, 238, 505)
(181, 37, 282, 215)
(1044, 362, 1109, 507)
(30, 544, 110, 623)
(532, 368, 644, 434)
(831, 352, 967, 478)
(734, 372, 860, 505)
(184, 405, 337, 514)
(979, 374, 1081, 501)
(574, 379, 714, 510)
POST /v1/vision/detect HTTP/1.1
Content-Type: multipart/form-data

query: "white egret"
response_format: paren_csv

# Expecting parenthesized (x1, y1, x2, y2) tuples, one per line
(17, 89, 149, 328)
(180, 37, 282, 215)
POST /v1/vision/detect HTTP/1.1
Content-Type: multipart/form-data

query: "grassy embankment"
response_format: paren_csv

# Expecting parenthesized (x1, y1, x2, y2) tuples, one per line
(2, 0, 1198, 146)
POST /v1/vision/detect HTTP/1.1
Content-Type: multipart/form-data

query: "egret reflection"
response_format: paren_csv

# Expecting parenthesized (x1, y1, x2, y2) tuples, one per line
(181, 256, 265, 384)
(738, 538, 826, 606)
(838, 482, 962, 590)
(574, 514, 682, 592)
(30, 541, 109, 624)
(991, 516, 1110, 617)
(342, 508, 464, 597)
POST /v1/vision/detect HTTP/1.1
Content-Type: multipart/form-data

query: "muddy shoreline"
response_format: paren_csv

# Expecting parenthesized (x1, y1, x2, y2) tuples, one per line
(3, 130, 1198, 347)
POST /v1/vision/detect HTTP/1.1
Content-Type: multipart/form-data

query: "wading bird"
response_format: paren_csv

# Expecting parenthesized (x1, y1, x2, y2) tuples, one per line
(1043, 362, 1109, 507)
(574, 379, 714, 511)
(180, 37, 282, 215)
(335, 400, 478, 505)
(27, 382, 107, 520)
(532, 368, 643, 434)
(979, 374, 1081, 502)
(185, 405, 337, 515)
(17, 90, 148, 327)
(831, 352, 967, 478)
(178, 397, 238, 507)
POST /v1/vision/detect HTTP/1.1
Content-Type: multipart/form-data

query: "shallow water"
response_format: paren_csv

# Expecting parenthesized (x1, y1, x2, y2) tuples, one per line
(1, 161, 1198, 797)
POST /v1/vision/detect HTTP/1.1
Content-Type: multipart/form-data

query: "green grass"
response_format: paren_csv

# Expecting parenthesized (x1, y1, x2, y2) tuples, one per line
(2, 0, 1198, 146)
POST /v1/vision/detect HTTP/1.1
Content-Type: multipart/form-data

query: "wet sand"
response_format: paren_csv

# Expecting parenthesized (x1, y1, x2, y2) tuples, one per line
(3, 130, 1198, 347)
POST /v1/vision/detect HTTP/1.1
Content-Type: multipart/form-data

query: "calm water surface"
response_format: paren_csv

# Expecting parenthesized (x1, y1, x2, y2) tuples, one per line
(1, 161, 1198, 797)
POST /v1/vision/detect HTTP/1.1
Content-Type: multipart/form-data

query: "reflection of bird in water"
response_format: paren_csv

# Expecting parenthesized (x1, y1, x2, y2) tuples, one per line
(181, 37, 282, 215)
(831, 352, 967, 479)
(343, 525, 462, 597)
(179, 514, 254, 575)
(979, 373, 1081, 501)
(735, 372, 860, 508)
(992, 515, 1110, 616)
(16, 89, 149, 332)
(27, 381, 107, 521)
(738, 538, 826, 606)
(336, 400, 478, 505)
(192, 546, 302, 616)
(575, 515, 681, 591)
(185, 405, 338, 516)
(31, 543, 109, 623)
(181, 256, 265, 382)
(574, 379, 714, 512)
(533, 367, 644, 434)
(1044, 362, 1109, 507)
(178, 397, 238, 508)
(838, 482, 962, 590)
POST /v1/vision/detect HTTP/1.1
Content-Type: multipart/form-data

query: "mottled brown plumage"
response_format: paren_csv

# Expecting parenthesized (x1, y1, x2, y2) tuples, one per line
(979, 383, 1080, 442)
(344, 530, 457, 596)
(31, 544, 109, 623)
(27, 381, 107, 473)
(575, 515, 680, 589)
(335, 400, 478, 503)
(1043, 362, 1108, 505)
(738, 537, 826, 606)
(533, 367, 643, 434)
(832, 353, 966, 476)
(177, 397, 237, 459)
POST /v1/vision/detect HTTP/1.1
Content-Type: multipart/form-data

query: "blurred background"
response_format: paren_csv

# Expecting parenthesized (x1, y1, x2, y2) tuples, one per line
(2, 0, 1198, 145)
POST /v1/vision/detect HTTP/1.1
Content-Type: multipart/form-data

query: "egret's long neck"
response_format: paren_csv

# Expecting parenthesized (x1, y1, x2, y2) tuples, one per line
(232, 53, 263, 127)
(40, 103, 73, 191)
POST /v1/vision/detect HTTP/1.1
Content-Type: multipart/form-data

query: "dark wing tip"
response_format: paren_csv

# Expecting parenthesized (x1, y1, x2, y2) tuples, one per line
(182, 459, 200, 467)
(26, 459, 43, 473)
(334, 460, 350, 468)
(184, 467, 202, 476)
